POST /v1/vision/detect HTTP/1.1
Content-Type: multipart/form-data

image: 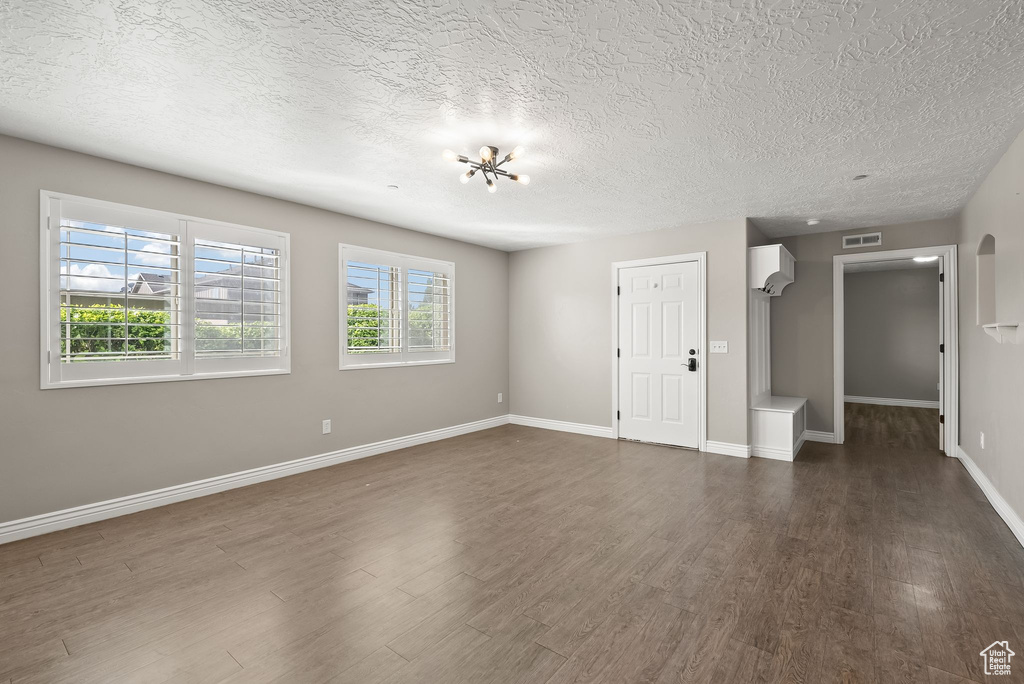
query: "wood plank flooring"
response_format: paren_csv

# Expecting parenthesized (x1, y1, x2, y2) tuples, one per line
(1, 418, 1021, 683)
(845, 402, 940, 451)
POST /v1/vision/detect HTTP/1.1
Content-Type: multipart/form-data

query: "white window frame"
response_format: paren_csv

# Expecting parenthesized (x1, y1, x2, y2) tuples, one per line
(339, 244, 455, 369)
(40, 190, 291, 389)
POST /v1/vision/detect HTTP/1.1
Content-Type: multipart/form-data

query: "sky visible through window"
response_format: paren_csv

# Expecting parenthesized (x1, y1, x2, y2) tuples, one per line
(60, 220, 178, 294)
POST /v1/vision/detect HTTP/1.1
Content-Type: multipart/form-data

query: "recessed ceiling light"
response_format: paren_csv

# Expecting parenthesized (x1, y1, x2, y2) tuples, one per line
(806, 219, 821, 226)
(913, 256, 939, 263)
(853, 174, 869, 181)
(387, 184, 399, 190)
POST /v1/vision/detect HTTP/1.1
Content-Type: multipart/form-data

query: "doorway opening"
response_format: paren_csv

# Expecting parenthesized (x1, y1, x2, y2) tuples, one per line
(612, 253, 707, 451)
(832, 245, 959, 454)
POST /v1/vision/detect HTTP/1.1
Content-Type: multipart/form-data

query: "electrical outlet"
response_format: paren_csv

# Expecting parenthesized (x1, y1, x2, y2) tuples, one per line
(498, 392, 503, 404)
(980, 431, 985, 449)
(709, 341, 729, 354)
(322, 419, 332, 435)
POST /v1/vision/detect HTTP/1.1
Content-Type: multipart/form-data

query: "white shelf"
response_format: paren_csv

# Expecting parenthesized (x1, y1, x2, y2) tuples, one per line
(749, 244, 795, 297)
(982, 323, 1021, 344)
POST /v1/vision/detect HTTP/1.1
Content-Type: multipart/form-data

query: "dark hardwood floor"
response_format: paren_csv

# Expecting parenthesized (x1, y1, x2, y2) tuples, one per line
(1, 422, 1021, 683)
(845, 402, 941, 451)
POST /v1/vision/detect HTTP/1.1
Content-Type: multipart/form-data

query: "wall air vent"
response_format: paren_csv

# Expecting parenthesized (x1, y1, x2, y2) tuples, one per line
(842, 232, 882, 249)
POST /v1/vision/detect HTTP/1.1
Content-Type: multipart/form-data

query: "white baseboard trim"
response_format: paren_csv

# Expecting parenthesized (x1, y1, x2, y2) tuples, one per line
(957, 446, 1024, 549)
(705, 441, 752, 459)
(508, 414, 614, 439)
(0, 415, 510, 546)
(751, 445, 794, 461)
(804, 430, 835, 444)
(844, 395, 940, 410)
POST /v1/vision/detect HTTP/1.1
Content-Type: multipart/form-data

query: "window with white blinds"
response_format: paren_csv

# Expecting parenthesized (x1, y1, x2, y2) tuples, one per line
(407, 267, 452, 353)
(194, 238, 282, 359)
(340, 245, 454, 368)
(59, 220, 182, 364)
(345, 261, 402, 355)
(41, 192, 290, 388)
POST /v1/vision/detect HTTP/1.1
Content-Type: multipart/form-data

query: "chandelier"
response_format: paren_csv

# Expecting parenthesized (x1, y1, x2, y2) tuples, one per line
(442, 146, 530, 193)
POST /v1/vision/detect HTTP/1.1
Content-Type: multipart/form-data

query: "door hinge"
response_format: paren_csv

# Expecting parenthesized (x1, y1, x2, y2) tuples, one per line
(939, 414, 945, 424)
(617, 410, 621, 420)
(617, 286, 621, 295)
(939, 343, 944, 353)
(939, 272, 944, 282)
(617, 348, 620, 357)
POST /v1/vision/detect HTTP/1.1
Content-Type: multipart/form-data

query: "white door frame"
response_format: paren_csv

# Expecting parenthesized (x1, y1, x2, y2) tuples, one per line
(832, 245, 959, 454)
(612, 252, 707, 452)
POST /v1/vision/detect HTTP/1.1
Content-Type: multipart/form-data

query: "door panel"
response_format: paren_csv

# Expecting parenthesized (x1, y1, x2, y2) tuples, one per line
(618, 261, 700, 448)
(663, 301, 682, 358)
(632, 303, 651, 357)
(631, 373, 651, 419)
(662, 374, 683, 423)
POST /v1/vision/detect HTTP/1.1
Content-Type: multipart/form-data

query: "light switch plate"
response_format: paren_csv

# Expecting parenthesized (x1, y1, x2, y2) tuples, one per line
(710, 341, 729, 354)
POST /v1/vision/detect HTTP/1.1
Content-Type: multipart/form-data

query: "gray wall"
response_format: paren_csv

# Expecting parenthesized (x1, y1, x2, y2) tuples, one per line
(0, 135, 510, 524)
(844, 268, 940, 402)
(509, 219, 751, 447)
(957, 128, 1024, 522)
(769, 218, 959, 433)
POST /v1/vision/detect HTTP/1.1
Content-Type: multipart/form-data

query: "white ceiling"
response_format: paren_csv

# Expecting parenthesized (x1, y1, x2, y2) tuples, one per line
(2, 1, 1023, 251)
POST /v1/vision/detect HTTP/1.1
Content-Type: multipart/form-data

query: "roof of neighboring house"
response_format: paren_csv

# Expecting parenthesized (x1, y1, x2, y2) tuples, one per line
(123, 272, 173, 295)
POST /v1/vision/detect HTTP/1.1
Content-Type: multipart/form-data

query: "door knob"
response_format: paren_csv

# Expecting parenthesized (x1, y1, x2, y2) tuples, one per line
(687, 358, 697, 372)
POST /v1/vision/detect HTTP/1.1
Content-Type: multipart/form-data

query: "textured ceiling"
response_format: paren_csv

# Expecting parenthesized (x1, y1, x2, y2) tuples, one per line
(2, 1, 1024, 250)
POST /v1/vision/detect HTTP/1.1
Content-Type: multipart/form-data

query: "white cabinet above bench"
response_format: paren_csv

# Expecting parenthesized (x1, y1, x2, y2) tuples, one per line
(749, 244, 795, 296)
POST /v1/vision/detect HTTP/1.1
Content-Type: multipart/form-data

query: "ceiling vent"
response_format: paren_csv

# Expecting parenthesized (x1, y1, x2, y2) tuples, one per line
(842, 232, 882, 249)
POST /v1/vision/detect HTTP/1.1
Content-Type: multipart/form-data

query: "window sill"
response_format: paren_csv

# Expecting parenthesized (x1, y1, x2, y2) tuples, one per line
(339, 359, 455, 371)
(41, 368, 290, 390)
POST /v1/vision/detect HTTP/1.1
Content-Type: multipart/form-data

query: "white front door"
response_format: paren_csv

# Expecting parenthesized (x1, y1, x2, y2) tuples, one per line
(618, 261, 700, 448)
